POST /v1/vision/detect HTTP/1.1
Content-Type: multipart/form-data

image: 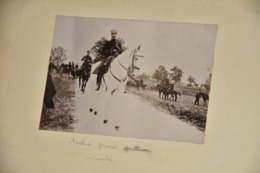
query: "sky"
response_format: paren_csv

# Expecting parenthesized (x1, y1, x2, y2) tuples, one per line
(51, 16, 217, 84)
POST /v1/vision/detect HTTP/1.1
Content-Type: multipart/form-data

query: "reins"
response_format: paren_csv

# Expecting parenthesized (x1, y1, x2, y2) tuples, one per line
(109, 49, 138, 83)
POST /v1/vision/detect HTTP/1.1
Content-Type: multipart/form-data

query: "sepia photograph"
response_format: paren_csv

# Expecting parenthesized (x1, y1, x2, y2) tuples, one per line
(39, 16, 217, 143)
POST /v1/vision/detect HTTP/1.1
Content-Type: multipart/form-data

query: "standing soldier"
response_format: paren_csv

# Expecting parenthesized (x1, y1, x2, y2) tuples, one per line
(195, 92, 201, 105)
(71, 61, 75, 70)
(75, 63, 79, 70)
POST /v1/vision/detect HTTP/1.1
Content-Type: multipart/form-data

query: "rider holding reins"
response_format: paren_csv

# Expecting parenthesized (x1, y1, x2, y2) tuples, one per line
(80, 50, 92, 71)
(92, 29, 124, 91)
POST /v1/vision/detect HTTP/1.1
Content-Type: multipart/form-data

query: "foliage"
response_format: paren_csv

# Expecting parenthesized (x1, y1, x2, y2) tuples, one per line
(187, 75, 196, 86)
(203, 73, 212, 91)
(137, 73, 150, 80)
(90, 37, 127, 62)
(169, 66, 184, 84)
(50, 46, 68, 67)
(90, 37, 108, 61)
(152, 65, 168, 81)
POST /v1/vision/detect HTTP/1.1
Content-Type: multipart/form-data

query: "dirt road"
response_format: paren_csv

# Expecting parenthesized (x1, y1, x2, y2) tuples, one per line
(73, 86, 204, 143)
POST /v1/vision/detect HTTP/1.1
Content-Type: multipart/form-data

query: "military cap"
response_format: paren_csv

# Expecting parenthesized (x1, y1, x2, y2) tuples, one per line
(111, 29, 118, 34)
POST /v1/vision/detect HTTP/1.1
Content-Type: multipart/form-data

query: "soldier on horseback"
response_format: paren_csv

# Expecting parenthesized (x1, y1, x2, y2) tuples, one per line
(92, 29, 124, 91)
(80, 50, 92, 72)
(78, 50, 93, 92)
(161, 74, 169, 86)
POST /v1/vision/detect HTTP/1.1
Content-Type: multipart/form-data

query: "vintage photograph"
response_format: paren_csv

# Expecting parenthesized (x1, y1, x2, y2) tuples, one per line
(40, 16, 217, 143)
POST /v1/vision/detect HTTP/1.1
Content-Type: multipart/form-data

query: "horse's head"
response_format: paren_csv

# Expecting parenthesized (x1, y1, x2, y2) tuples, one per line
(130, 45, 144, 78)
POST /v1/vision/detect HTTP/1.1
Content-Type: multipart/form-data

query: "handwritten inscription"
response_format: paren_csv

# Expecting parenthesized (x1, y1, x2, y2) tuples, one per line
(85, 155, 113, 162)
(69, 137, 117, 150)
(68, 136, 152, 161)
(98, 143, 117, 150)
(124, 146, 151, 153)
(69, 137, 92, 147)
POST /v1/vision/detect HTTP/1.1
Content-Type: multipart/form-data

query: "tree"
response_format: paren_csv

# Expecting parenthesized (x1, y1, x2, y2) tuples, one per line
(152, 65, 168, 81)
(187, 75, 196, 86)
(170, 66, 184, 84)
(137, 73, 150, 80)
(50, 46, 68, 67)
(203, 73, 212, 91)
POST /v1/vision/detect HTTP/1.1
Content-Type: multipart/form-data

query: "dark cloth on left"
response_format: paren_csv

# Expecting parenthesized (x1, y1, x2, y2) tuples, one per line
(44, 72, 56, 108)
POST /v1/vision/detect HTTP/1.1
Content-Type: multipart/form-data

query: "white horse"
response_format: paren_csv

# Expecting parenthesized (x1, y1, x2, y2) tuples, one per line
(85, 45, 143, 122)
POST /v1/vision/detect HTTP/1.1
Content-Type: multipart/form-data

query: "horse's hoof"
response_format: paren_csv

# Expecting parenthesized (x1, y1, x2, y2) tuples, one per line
(89, 108, 93, 112)
(103, 120, 108, 124)
(115, 126, 120, 131)
(94, 111, 97, 115)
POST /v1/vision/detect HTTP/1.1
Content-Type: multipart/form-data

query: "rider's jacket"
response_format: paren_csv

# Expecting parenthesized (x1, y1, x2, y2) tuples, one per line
(103, 38, 123, 57)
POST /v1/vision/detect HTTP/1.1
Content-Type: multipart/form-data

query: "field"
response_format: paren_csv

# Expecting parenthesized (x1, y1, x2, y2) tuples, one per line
(126, 78, 209, 131)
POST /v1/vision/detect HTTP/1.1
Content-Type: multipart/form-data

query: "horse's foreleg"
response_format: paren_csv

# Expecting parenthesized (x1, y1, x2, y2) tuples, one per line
(79, 76, 82, 89)
(83, 79, 87, 92)
(163, 93, 166, 100)
(81, 79, 86, 92)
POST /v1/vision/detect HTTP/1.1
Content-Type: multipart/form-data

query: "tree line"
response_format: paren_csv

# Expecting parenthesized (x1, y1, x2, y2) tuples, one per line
(49, 46, 211, 91)
(151, 65, 211, 90)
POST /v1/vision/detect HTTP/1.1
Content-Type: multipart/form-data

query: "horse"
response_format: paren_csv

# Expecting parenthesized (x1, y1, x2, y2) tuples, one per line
(156, 83, 173, 100)
(134, 79, 141, 90)
(140, 83, 146, 90)
(86, 45, 143, 121)
(198, 92, 209, 106)
(70, 68, 78, 79)
(169, 90, 181, 101)
(156, 84, 166, 99)
(59, 63, 72, 77)
(78, 65, 91, 93)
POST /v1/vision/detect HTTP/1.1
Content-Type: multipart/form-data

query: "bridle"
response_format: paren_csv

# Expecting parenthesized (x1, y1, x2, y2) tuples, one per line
(109, 47, 143, 83)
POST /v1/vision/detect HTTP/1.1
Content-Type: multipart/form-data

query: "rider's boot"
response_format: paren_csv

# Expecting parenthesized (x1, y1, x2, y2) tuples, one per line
(95, 83, 101, 91)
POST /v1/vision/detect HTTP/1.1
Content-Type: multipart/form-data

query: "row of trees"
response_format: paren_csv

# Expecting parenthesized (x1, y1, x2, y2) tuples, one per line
(152, 65, 184, 84)
(50, 46, 212, 90)
(150, 65, 211, 90)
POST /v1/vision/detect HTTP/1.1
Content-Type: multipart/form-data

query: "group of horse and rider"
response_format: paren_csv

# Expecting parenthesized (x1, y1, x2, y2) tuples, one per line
(44, 29, 143, 112)
(156, 75, 181, 101)
(156, 74, 209, 105)
(57, 29, 126, 92)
